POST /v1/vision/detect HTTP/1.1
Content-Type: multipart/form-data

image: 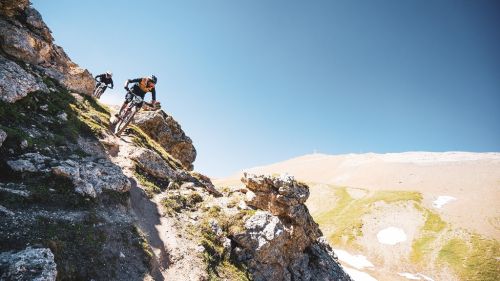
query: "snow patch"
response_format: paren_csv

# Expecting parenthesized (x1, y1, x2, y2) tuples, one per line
(343, 266, 378, 281)
(333, 249, 374, 270)
(433, 196, 456, 208)
(399, 273, 421, 280)
(377, 227, 407, 245)
(398, 272, 435, 281)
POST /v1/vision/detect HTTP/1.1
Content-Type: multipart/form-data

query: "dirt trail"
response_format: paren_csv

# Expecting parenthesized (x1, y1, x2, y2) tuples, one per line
(102, 130, 206, 280)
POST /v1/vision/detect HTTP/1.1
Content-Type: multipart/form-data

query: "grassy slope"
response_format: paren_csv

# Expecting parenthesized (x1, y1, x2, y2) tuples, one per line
(311, 184, 500, 281)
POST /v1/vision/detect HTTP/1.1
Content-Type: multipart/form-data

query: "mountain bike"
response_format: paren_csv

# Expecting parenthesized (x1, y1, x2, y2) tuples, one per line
(112, 91, 143, 136)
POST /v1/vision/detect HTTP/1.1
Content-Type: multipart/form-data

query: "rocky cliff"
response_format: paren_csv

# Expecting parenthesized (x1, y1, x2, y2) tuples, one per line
(0, 0, 94, 102)
(0, 2, 351, 280)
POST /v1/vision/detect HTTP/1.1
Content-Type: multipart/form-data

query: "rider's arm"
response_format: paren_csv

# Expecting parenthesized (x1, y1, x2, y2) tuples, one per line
(124, 78, 141, 90)
(151, 88, 156, 102)
(109, 79, 114, 89)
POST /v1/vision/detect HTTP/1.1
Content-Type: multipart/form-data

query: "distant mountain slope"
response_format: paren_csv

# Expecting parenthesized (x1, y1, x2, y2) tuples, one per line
(215, 152, 500, 281)
(216, 152, 500, 239)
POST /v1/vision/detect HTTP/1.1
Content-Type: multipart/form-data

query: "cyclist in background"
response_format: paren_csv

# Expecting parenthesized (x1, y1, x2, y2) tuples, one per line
(93, 71, 114, 97)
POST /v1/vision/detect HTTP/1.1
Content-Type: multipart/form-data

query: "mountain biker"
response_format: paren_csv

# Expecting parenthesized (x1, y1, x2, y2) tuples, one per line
(93, 70, 114, 98)
(94, 71, 114, 96)
(116, 75, 159, 117)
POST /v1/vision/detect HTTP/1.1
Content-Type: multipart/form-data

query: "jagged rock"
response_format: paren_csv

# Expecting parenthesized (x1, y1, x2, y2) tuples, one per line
(130, 147, 177, 179)
(0, 0, 29, 18)
(25, 7, 53, 42)
(133, 110, 196, 170)
(232, 174, 352, 281)
(234, 211, 287, 258)
(52, 158, 131, 198)
(0, 3, 94, 95)
(0, 54, 49, 103)
(0, 129, 6, 147)
(0, 247, 57, 281)
(242, 173, 318, 236)
(0, 17, 53, 65)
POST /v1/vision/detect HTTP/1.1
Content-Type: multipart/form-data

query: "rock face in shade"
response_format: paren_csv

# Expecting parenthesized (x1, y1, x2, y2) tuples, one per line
(0, 1, 94, 103)
(133, 110, 197, 170)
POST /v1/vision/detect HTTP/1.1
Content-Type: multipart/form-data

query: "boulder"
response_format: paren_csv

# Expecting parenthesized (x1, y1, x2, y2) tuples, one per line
(130, 147, 177, 179)
(133, 110, 196, 170)
(0, 247, 57, 281)
(52, 158, 131, 198)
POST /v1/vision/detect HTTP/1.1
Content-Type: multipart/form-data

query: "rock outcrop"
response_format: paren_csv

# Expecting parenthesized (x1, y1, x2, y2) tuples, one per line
(133, 110, 196, 170)
(0, 0, 94, 103)
(52, 158, 131, 197)
(131, 147, 179, 180)
(0, 247, 57, 281)
(232, 174, 352, 281)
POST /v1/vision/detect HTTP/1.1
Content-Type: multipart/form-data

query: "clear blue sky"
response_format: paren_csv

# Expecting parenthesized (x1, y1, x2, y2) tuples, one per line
(32, 0, 500, 177)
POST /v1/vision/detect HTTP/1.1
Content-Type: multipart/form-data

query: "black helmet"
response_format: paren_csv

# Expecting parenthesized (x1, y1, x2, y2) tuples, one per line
(150, 75, 157, 84)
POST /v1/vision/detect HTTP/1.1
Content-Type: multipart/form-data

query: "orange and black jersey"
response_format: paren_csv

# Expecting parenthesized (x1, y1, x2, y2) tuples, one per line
(127, 78, 156, 101)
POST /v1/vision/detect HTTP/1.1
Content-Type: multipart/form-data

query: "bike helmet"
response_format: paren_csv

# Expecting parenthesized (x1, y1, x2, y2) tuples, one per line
(150, 75, 157, 84)
(106, 70, 113, 77)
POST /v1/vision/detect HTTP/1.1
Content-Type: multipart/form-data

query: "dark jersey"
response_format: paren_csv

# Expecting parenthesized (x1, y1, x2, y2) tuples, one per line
(95, 74, 114, 88)
(127, 78, 156, 101)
